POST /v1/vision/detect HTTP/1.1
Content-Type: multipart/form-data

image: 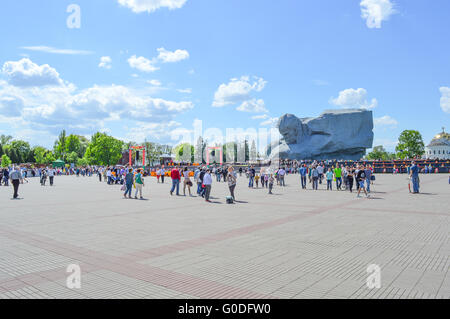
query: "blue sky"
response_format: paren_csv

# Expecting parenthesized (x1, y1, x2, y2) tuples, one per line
(0, 0, 449, 151)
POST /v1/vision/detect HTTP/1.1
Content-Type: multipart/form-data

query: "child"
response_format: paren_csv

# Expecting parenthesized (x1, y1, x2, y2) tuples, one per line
(268, 174, 274, 194)
(255, 174, 260, 188)
(326, 168, 333, 190)
(264, 174, 269, 188)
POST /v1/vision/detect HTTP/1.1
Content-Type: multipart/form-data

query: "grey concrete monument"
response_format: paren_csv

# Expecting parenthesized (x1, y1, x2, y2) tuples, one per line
(269, 109, 374, 160)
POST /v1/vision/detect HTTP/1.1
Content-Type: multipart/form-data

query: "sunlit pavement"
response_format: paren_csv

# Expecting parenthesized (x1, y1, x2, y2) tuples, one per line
(0, 173, 449, 299)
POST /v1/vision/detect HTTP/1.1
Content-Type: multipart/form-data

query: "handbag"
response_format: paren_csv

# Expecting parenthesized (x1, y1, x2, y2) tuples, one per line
(120, 184, 126, 191)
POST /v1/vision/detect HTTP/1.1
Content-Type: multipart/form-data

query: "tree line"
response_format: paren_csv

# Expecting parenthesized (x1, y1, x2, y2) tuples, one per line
(0, 130, 170, 167)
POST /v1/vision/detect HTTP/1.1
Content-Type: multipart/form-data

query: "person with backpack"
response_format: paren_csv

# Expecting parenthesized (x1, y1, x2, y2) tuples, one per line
(134, 169, 145, 199)
(356, 165, 369, 198)
(124, 168, 134, 199)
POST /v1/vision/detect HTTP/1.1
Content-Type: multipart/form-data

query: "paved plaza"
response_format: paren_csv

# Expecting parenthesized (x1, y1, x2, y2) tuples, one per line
(0, 173, 449, 299)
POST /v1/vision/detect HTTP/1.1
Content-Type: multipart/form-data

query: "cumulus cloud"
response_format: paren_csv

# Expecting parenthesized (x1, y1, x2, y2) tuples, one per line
(236, 99, 268, 113)
(148, 79, 161, 86)
(260, 117, 279, 127)
(98, 56, 112, 69)
(157, 48, 189, 63)
(330, 88, 378, 109)
(127, 55, 159, 72)
(440, 87, 450, 113)
(0, 58, 194, 138)
(177, 88, 192, 94)
(360, 0, 396, 29)
(2, 58, 63, 87)
(0, 95, 25, 117)
(251, 114, 269, 120)
(213, 76, 267, 107)
(118, 0, 187, 14)
(374, 115, 398, 126)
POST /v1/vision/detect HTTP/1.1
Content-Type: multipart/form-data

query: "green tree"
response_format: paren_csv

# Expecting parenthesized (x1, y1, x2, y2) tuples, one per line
(395, 130, 425, 158)
(1, 154, 12, 167)
(4, 140, 31, 163)
(66, 151, 79, 164)
(33, 146, 49, 164)
(54, 130, 67, 161)
(44, 151, 56, 164)
(84, 132, 124, 165)
(65, 135, 82, 156)
(77, 157, 89, 167)
(173, 143, 194, 163)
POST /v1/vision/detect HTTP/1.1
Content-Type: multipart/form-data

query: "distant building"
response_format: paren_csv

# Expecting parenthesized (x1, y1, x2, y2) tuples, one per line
(425, 128, 450, 159)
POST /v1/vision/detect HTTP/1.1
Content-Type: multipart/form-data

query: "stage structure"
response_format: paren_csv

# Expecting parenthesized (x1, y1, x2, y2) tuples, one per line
(206, 146, 223, 165)
(129, 145, 146, 166)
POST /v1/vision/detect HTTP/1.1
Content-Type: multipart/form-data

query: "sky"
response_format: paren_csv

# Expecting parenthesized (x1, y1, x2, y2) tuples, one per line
(0, 0, 449, 152)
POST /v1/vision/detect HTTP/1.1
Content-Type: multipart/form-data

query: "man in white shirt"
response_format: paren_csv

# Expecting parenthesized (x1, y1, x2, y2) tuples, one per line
(203, 169, 213, 202)
(278, 167, 286, 186)
(160, 167, 166, 184)
(317, 164, 324, 184)
(47, 167, 56, 186)
(106, 168, 112, 184)
(10, 167, 23, 199)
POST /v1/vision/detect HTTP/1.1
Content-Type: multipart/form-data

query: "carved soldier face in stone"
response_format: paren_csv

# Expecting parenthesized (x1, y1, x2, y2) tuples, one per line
(278, 114, 301, 144)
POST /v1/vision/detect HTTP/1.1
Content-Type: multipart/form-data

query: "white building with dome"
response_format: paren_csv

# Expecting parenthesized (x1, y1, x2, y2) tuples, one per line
(425, 128, 450, 160)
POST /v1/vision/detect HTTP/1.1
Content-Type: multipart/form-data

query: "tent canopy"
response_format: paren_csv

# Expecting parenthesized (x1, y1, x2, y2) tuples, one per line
(52, 159, 65, 167)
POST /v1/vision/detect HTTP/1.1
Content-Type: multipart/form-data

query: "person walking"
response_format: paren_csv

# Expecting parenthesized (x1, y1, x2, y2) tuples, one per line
(48, 167, 55, 186)
(170, 166, 181, 196)
(268, 174, 274, 194)
(203, 169, 213, 202)
(160, 167, 166, 184)
(326, 168, 333, 190)
(364, 165, 372, 193)
(248, 166, 255, 188)
(156, 167, 161, 183)
(334, 165, 342, 190)
(134, 169, 145, 199)
(183, 167, 192, 196)
(410, 161, 420, 194)
(311, 166, 319, 190)
(227, 167, 237, 201)
(10, 167, 23, 199)
(299, 164, 307, 189)
(347, 166, 354, 193)
(356, 165, 369, 198)
(278, 167, 286, 186)
(124, 168, 134, 199)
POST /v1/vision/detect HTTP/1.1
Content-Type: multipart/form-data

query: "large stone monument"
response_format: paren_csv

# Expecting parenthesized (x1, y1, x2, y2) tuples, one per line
(269, 109, 374, 160)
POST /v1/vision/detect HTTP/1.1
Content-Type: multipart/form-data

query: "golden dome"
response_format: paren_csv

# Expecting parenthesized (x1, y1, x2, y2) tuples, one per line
(433, 128, 450, 141)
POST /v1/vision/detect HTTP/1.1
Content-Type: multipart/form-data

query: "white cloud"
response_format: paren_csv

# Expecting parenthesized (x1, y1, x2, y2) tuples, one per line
(127, 55, 159, 72)
(21, 46, 93, 55)
(260, 117, 279, 127)
(127, 121, 181, 142)
(118, 0, 187, 14)
(374, 115, 398, 126)
(251, 114, 269, 120)
(148, 79, 161, 86)
(213, 76, 267, 107)
(330, 88, 378, 109)
(236, 99, 268, 113)
(98, 56, 112, 69)
(0, 58, 193, 139)
(2, 58, 63, 87)
(440, 87, 450, 113)
(177, 88, 192, 94)
(157, 48, 189, 63)
(360, 0, 396, 29)
(0, 95, 24, 117)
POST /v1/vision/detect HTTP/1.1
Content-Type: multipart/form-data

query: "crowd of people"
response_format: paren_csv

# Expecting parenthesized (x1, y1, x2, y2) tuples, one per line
(0, 159, 436, 200)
